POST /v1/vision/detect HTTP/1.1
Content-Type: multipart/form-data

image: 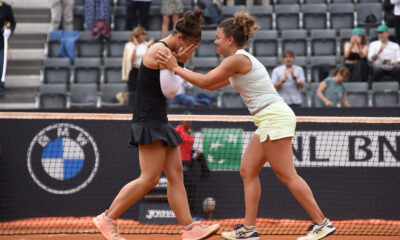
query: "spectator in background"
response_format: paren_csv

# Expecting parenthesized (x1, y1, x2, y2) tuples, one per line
(344, 28, 369, 82)
(271, 50, 305, 108)
(391, 0, 400, 44)
(122, 26, 154, 106)
(168, 78, 195, 108)
(316, 66, 350, 108)
(161, 0, 183, 38)
(0, 1, 16, 94)
(125, 0, 152, 31)
(49, 0, 74, 32)
(368, 24, 400, 82)
(174, 115, 201, 218)
(84, 0, 110, 31)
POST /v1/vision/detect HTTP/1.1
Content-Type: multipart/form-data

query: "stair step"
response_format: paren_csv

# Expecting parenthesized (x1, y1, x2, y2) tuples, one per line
(10, 49, 45, 60)
(8, 0, 50, 9)
(14, 23, 49, 35)
(14, 8, 50, 23)
(11, 33, 47, 49)
(8, 59, 42, 75)
(4, 75, 41, 88)
(0, 87, 37, 107)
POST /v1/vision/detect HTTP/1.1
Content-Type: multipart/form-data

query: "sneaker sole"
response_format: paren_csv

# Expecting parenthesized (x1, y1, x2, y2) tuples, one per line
(221, 233, 260, 240)
(186, 224, 220, 240)
(93, 217, 111, 240)
(318, 227, 336, 240)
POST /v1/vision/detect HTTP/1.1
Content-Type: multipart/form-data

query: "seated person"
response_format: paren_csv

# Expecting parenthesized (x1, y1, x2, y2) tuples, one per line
(367, 24, 400, 82)
(344, 28, 369, 82)
(168, 79, 196, 108)
(316, 66, 350, 108)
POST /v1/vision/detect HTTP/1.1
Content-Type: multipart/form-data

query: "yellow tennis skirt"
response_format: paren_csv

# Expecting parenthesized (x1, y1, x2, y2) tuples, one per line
(253, 101, 296, 142)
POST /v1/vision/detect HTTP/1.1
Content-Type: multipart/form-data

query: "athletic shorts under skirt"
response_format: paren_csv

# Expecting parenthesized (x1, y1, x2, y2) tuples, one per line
(130, 121, 182, 147)
(253, 101, 296, 142)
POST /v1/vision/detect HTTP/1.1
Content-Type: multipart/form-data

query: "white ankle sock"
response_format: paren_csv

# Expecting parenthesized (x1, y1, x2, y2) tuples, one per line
(244, 225, 256, 230)
(184, 222, 194, 231)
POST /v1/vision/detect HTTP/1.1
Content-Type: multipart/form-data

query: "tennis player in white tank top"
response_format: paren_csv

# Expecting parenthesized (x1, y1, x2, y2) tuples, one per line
(157, 11, 335, 240)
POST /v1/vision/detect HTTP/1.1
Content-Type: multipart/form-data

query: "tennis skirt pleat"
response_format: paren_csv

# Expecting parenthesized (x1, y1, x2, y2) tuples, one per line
(130, 121, 182, 147)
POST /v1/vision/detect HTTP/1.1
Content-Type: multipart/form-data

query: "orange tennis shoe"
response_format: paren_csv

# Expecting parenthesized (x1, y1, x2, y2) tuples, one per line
(93, 211, 126, 240)
(182, 221, 220, 240)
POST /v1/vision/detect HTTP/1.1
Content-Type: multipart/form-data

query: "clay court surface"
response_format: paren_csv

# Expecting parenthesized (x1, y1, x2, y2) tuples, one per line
(0, 234, 399, 240)
(1, 217, 399, 240)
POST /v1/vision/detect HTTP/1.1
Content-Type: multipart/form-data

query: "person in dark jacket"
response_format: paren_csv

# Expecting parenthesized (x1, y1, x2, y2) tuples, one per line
(0, 1, 16, 93)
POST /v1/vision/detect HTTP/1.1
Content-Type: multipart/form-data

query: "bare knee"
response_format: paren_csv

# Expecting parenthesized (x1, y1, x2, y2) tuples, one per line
(240, 165, 258, 181)
(139, 175, 161, 191)
(166, 164, 184, 185)
(274, 169, 297, 186)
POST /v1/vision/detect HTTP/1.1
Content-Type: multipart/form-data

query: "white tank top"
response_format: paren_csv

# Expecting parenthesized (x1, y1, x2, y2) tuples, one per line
(229, 49, 283, 114)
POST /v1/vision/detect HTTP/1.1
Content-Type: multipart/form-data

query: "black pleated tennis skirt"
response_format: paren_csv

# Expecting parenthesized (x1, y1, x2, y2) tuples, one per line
(129, 121, 182, 147)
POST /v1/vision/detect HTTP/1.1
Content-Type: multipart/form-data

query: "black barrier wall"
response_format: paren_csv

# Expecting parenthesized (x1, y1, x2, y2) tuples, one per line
(0, 118, 399, 222)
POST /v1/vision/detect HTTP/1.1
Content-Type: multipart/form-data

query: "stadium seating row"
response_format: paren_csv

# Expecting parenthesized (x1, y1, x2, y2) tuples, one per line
(73, 3, 384, 31)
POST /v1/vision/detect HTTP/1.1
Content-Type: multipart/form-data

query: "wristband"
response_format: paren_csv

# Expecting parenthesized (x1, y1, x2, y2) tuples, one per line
(178, 62, 184, 67)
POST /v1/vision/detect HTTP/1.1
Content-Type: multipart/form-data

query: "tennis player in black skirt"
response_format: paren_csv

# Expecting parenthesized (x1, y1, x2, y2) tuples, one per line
(93, 8, 220, 240)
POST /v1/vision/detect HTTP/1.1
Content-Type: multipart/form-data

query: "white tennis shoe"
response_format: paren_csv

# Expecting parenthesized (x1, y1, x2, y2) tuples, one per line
(297, 218, 336, 240)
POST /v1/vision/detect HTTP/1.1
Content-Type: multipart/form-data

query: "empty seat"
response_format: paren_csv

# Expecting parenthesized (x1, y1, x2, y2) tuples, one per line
(303, 0, 326, 3)
(108, 31, 130, 57)
(356, 3, 383, 27)
(275, 0, 300, 3)
(47, 39, 61, 58)
(104, 58, 123, 83)
(100, 83, 129, 107)
(258, 56, 279, 75)
(329, 3, 355, 30)
(221, 5, 246, 21)
(275, 4, 300, 30)
(372, 82, 399, 107)
(310, 29, 337, 56)
(220, 85, 245, 108)
(310, 81, 321, 107)
(248, 5, 273, 30)
(358, 0, 381, 2)
(42, 58, 71, 84)
(310, 56, 337, 82)
(281, 29, 308, 56)
(148, 7, 163, 31)
(74, 58, 102, 84)
(343, 82, 369, 107)
(77, 31, 104, 58)
(196, 30, 217, 57)
(331, 0, 355, 2)
(69, 83, 99, 108)
(251, 30, 278, 57)
(302, 4, 327, 30)
(183, 0, 194, 11)
(37, 84, 68, 109)
(113, 6, 126, 31)
(73, 6, 84, 31)
(190, 57, 219, 74)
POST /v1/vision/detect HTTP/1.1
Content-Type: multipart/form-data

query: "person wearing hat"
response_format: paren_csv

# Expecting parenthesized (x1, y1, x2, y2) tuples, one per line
(368, 24, 400, 82)
(344, 28, 369, 82)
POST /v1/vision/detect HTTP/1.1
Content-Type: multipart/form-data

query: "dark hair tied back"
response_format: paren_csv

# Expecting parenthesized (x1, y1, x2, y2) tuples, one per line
(175, 8, 204, 41)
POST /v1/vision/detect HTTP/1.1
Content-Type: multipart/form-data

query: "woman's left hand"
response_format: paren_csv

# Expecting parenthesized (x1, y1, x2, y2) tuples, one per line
(156, 48, 179, 71)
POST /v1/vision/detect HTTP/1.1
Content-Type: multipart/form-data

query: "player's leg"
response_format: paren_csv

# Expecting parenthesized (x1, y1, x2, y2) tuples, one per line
(262, 137, 335, 240)
(107, 140, 166, 219)
(163, 145, 192, 225)
(221, 133, 264, 240)
(93, 141, 166, 240)
(164, 145, 220, 240)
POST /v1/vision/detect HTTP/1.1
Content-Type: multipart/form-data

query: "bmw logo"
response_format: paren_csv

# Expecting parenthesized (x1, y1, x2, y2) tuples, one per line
(27, 123, 99, 194)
